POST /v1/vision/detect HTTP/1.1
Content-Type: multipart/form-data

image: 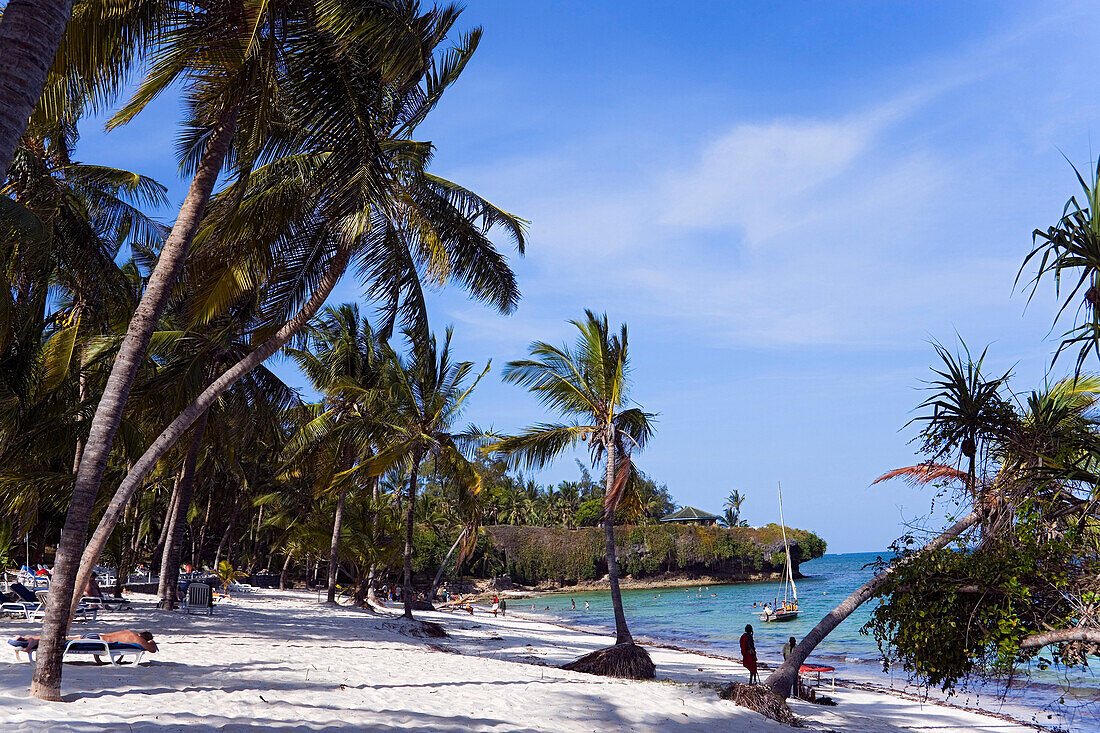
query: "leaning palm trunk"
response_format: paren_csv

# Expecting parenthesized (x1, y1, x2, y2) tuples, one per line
(429, 527, 467, 601)
(68, 245, 353, 621)
(764, 510, 980, 698)
(31, 110, 238, 702)
(279, 550, 293, 590)
(403, 453, 423, 619)
(0, 0, 75, 176)
(156, 410, 209, 609)
(603, 439, 632, 644)
(153, 483, 181, 564)
(326, 484, 349, 604)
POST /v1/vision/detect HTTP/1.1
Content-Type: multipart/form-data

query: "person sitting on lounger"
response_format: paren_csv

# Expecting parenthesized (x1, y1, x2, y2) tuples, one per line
(84, 575, 104, 598)
(12, 630, 157, 654)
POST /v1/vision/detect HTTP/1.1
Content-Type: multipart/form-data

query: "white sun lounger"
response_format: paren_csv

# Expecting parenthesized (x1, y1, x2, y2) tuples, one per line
(10, 635, 148, 665)
(183, 583, 214, 615)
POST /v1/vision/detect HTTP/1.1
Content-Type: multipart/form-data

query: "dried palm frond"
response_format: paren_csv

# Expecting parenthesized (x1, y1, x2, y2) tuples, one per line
(872, 463, 968, 487)
(603, 450, 632, 517)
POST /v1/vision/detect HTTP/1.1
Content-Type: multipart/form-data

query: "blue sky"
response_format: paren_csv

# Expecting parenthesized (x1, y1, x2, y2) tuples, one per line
(75, 1, 1100, 552)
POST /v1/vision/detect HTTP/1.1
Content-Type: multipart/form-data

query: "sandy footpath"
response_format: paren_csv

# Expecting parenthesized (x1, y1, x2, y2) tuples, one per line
(0, 589, 1039, 731)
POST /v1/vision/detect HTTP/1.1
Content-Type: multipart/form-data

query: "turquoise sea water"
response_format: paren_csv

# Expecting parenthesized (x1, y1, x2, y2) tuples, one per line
(529, 552, 1100, 731)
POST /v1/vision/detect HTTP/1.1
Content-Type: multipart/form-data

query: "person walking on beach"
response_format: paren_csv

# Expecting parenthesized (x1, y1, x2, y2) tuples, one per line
(782, 636, 805, 699)
(782, 636, 797, 661)
(740, 624, 758, 684)
(499, 599, 507, 616)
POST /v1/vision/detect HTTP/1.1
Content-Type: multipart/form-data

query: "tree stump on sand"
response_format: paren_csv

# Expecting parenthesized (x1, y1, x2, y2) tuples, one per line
(717, 682, 802, 727)
(560, 642, 655, 680)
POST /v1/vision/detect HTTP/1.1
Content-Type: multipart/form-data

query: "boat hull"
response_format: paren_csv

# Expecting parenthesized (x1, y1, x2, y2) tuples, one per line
(760, 610, 799, 622)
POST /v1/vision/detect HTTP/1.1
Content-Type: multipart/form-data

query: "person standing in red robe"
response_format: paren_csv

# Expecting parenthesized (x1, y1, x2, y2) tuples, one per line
(739, 624, 758, 683)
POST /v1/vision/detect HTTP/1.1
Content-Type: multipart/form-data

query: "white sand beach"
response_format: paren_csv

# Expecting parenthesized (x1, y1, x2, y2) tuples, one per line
(0, 590, 1040, 731)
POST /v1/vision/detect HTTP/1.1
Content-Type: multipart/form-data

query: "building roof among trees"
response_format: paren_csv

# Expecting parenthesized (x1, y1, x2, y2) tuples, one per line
(660, 506, 720, 522)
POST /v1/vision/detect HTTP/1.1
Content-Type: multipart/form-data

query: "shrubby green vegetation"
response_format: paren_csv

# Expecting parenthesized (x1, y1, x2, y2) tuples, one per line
(765, 166, 1100, 697)
(476, 524, 826, 586)
(864, 504, 1095, 690)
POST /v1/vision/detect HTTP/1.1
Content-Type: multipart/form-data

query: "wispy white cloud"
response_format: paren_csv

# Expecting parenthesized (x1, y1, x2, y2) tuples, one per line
(441, 11, 1080, 352)
(658, 117, 877, 243)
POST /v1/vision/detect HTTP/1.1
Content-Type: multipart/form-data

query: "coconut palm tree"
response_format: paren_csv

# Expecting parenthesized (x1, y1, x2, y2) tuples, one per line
(490, 310, 656, 678)
(427, 457, 487, 600)
(284, 303, 388, 604)
(68, 5, 524, 628)
(30, 0, 361, 698)
(0, 122, 161, 574)
(362, 328, 488, 620)
(148, 317, 298, 608)
(721, 490, 745, 528)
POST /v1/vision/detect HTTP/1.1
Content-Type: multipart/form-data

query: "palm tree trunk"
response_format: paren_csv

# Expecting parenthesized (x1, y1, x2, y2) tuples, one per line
(72, 346, 87, 473)
(194, 487, 213, 569)
(214, 500, 242, 569)
(603, 438, 632, 645)
(0, 0, 75, 176)
(279, 550, 293, 590)
(153, 482, 180, 564)
(366, 475, 380, 601)
(403, 451, 423, 619)
(326, 443, 355, 604)
(67, 245, 353, 620)
(326, 486, 349, 604)
(193, 488, 212, 567)
(429, 528, 466, 601)
(30, 108, 238, 702)
(157, 410, 208, 609)
(764, 511, 980, 698)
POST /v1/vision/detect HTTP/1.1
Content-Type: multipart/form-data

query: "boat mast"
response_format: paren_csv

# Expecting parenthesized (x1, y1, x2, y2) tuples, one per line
(778, 482, 797, 605)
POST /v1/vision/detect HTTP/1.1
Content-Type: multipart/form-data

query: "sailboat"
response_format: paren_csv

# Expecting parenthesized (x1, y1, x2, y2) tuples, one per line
(759, 482, 798, 622)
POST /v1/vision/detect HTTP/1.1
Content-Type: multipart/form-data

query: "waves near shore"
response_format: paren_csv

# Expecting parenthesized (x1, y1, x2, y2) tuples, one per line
(527, 552, 1100, 731)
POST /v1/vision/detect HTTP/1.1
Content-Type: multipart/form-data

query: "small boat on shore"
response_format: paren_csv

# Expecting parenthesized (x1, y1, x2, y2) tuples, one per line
(760, 482, 798, 622)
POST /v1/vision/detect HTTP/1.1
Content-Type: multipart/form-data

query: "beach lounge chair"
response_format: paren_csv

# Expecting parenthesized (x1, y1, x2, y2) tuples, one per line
(26, 588, 98, 623)
(1, 591, 37, 619)
(1, 583, 42, 619)
(81, 594, 131, 612)
(10, 582, 39, 604)
(183, 582, 213, 615)
(9, 634, 149, 665)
